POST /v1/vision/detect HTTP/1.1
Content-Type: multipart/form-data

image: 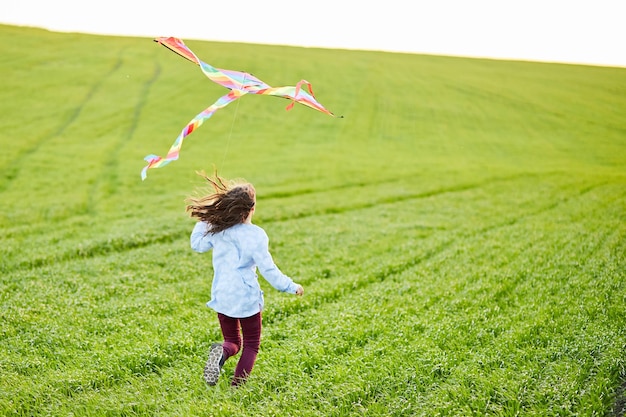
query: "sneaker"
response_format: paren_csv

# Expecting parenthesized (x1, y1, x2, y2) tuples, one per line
(203, 343, 224, 386)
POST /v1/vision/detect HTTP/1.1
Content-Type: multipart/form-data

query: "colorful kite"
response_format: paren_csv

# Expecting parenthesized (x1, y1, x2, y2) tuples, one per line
(141, 37, 338, 180)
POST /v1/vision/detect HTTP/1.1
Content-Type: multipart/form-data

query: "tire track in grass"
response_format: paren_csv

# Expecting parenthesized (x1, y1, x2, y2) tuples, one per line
(0, 173, 612, 276)
(85, 56, 161, 211)
(267, 189, 623, 407)
(0, 172, 536, 274)
(560, 221, 626, 413)
(0, 52, 125, 193)
(4, 167, 426, 237)
(330, 182, 623, 321)
(263, 179, 621, 325)
(493, 194, 626, 414)
(263, 171, 545, 222)
(0, 172, 597, 275)
(258, 183, 625, 412)
(261, 170, 611, 224)
(473, 176, 612, 232)
(0, 229, 186, 275)
(261, 173, 614, 311)
(0, 173, 507, 273)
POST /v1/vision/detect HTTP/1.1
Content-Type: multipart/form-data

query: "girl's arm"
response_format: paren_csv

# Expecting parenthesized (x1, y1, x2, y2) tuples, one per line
(253, 234, 301, 294)
(190, 222, 213, 253)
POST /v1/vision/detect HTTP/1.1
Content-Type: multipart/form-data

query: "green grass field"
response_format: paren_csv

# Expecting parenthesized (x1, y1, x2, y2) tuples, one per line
(1, 24, 625, 416)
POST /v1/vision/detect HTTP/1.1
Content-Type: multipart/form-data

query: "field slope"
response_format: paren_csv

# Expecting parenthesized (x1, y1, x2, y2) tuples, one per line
(0, 24, 625, 416)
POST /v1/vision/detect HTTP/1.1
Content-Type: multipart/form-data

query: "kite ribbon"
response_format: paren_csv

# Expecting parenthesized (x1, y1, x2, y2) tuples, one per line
(141, 90, 244, 180)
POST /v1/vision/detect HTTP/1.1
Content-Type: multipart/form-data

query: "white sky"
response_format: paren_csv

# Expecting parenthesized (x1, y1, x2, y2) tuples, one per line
(2, 0, 625, 68)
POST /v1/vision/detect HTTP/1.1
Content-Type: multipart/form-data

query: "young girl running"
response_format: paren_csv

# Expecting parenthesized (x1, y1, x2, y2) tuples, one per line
(187, 172, 304, 386)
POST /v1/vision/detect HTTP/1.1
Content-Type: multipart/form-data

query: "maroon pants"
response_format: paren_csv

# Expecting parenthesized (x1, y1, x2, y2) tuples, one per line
(218, 312, 262, 386)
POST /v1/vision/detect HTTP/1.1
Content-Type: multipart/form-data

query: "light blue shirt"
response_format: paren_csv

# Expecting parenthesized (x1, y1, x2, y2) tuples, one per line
(190, 221, 299, 318)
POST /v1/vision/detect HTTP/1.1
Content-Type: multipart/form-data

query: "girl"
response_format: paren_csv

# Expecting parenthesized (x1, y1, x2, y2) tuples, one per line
(186, 172, 304, 387)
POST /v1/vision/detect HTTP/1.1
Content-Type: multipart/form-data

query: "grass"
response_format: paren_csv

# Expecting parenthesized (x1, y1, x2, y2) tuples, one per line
(0, 24, 625, 416)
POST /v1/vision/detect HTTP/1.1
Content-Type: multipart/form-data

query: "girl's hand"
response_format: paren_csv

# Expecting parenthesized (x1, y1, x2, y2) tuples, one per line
(295, 285, 304, 296)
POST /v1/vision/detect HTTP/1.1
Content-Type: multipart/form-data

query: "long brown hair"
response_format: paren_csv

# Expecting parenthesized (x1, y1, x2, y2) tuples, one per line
(186, 172, 256, 234)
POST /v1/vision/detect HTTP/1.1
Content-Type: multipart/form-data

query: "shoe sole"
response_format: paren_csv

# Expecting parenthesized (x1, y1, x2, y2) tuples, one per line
(204, 343, 223, 386)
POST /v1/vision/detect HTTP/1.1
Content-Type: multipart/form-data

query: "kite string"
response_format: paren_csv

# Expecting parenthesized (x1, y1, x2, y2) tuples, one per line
(220, 75, 246, 167)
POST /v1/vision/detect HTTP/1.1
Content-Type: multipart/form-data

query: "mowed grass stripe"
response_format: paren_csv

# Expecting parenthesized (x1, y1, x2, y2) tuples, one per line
(86, 57, 163, 207)
(0, 171, 614, 296)
(0, 171, 577, 272)
(0, 43, 133, 192)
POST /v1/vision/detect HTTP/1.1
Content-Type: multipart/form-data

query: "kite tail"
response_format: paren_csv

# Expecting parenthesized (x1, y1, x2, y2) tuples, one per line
(141, 90, 245, 180)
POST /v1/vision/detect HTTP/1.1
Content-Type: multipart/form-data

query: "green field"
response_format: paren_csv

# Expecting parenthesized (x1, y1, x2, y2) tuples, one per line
(1, 24, 625, 416)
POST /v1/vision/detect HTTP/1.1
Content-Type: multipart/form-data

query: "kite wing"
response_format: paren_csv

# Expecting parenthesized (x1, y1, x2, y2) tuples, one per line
(155, 37, 269, 91)
(255, 80, 336, 116)
(154, 36, 200, 65)
(154, 36, 335, 114)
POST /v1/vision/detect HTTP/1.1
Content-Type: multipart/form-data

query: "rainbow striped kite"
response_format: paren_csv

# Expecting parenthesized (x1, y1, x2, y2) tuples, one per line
(141, 37, 338, 180)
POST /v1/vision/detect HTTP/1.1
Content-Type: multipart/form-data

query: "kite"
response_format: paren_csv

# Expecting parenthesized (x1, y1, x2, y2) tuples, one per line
(141, 37, 339, 180)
